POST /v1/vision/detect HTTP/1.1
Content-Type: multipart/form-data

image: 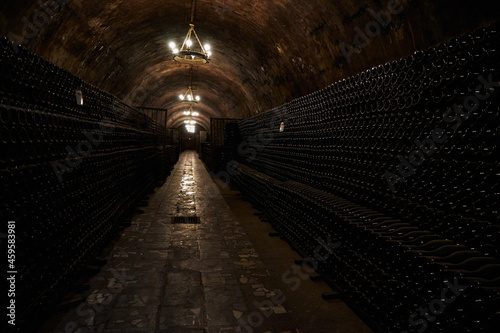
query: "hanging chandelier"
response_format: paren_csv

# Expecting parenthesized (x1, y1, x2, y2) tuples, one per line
(183, 105, 197, 133)
(179, 84, 200, 103)
(169, 0, 211, 65)
(182, 100, 198, 133)
(179, 67, 201, 103)
(184, 119, 196, 133)
(183, 105, 199, 116)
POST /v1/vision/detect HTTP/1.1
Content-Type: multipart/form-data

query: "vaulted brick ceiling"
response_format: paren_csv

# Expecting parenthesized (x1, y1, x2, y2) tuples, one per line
(1, 0, 498, 130)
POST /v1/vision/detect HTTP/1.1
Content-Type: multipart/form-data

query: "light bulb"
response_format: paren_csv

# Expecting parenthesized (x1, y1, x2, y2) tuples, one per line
(179, 94, 184, 100)
(191, 55, 195, 59)
(204, 44, 210, 51)
(192, 112, 199, 116)
(184, 111, 190, 115)
(207, 51, 212, 57)
(195, 96, 200, 101)
(187, 95, 192, 101)
(173, 48, 179, 54)
(186, 39, 192, 47)
(169, 42, 175, 49)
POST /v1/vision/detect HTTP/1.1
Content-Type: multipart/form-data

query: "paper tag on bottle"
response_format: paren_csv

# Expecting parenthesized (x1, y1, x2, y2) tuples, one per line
(75, 90, 83, 105)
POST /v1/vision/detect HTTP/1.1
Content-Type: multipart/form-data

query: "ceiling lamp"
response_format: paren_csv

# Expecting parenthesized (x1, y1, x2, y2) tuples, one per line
(179, 67, 201, 104)
(168, 0, 211, 65)
(183, 102, 197, 133)
(183, 105, 199, 116)
(179, 85, 200, 103)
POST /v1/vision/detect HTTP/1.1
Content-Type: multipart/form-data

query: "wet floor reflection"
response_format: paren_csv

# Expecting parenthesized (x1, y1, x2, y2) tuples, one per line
(177, 159, 196, 215)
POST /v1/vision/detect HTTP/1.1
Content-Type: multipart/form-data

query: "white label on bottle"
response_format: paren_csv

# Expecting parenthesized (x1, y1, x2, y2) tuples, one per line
(75, 90, 83, 105)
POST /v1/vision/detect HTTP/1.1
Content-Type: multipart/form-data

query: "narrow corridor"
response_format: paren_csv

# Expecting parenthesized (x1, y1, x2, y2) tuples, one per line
(39, 151, 371, 333)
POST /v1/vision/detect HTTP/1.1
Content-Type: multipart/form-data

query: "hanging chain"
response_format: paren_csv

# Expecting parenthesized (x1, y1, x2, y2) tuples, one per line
(190, 0, 196, 23)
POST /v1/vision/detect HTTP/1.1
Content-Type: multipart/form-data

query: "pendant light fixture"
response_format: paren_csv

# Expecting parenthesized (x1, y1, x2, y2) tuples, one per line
(183, 104, 197, 133)
(184, 117, 196, 133)
(169, 0, 211, 65)
(179, 85, 200, 103)
(183, 105, 199, 117)
(179, 67, 201, 103)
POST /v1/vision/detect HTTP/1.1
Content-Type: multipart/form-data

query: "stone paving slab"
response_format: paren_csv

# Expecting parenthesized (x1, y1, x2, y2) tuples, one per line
(38, 151, 372, 333)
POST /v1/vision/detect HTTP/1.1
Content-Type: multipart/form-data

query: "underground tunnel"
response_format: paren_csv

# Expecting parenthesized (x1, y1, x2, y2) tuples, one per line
(1, 0, 500, 332)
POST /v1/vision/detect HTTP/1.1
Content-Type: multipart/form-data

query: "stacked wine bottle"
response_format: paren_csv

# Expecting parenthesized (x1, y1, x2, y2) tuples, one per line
(233, 24, 500, 332)
(0, 38, 179, 331)
(203, 119, 241, 171)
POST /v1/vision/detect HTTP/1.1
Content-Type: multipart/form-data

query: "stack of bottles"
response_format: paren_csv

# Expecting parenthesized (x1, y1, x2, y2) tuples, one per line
(0, 37, 179, 331)
(201, 142, 211, 166)
(204, 118, 241, 171)
(233, 24, 500, 332)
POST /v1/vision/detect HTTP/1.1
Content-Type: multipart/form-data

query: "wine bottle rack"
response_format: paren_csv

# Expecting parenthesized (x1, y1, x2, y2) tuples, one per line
(0, 37, 179, 331)
(233, 24, 500, 332)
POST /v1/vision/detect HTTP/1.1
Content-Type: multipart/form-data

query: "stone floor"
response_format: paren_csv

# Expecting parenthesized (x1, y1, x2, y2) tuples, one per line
(39, 151, 373, 333)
